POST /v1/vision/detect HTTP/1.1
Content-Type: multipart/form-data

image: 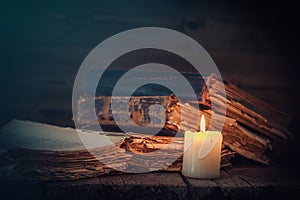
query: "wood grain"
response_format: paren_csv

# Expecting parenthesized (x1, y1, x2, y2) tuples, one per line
(1, 166, 299, 200)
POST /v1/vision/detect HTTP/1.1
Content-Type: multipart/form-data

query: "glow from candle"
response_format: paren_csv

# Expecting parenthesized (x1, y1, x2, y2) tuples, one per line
(200, 115, 206, 133)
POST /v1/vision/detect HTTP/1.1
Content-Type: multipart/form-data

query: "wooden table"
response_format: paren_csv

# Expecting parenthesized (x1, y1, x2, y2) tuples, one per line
(1, 166, 300, 200)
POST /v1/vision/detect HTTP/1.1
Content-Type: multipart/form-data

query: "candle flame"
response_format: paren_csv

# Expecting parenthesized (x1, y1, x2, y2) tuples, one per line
(200, 115, 206, 132)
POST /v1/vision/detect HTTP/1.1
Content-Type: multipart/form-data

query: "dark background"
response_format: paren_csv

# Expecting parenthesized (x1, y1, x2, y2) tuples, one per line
(1, 0, 299, 166)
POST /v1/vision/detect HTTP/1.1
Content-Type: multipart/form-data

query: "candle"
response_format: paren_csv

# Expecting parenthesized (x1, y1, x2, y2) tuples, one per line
(182, 115, 223, 179)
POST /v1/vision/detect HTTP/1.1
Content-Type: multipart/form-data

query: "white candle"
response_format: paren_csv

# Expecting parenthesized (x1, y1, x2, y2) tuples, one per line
(182, 115, 223, 179)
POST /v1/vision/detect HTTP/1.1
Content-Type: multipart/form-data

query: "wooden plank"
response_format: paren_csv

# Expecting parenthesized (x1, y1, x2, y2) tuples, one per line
(45, 176, 126, 200)
(1, 167, 300, 200)
(0, 180, 44, 200)
(184, 166, 300, 200)
(183, 176, 221, 200)
(184, 170, 252, 200)
(229, 166, 300, 200)
(0, 174, 187, 200)
(119, 173, 187, 199)
(214, 170, 253, 199)
(0, 176, 126, 200)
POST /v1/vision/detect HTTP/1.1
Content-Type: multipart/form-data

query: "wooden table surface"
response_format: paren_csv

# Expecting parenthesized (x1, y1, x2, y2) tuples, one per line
(1, 166, 300, 200)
